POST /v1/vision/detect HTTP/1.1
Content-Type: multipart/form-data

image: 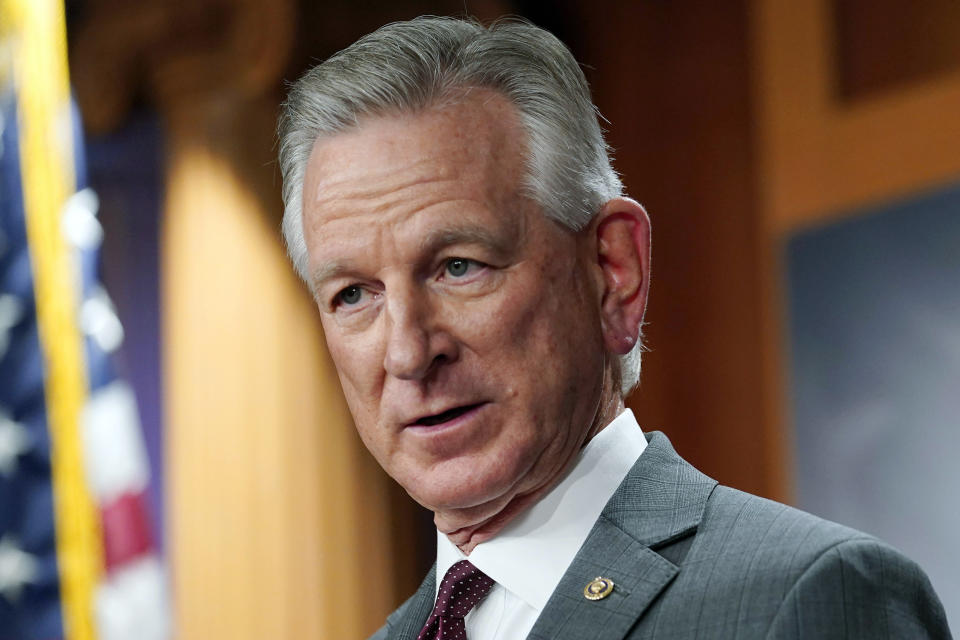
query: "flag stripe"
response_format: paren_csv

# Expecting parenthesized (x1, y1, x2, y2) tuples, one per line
(100, 492, 153, 573)
(6, 1, 103, 638)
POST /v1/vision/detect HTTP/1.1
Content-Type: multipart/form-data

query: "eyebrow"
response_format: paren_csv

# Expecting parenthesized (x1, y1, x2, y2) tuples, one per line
(417, 224, 506, 254)
(310, 262, 357, 293)
(310, 224, 512, 293)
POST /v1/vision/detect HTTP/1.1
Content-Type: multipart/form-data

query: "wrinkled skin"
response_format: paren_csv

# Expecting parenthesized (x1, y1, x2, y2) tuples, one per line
(302, 91, 649, 551)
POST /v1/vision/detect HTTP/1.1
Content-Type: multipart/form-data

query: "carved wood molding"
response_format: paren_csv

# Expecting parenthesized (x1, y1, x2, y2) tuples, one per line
(70, 0, 293, 133)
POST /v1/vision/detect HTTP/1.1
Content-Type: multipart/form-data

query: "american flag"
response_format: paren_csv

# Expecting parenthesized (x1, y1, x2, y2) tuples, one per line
(0, 1, 168, 638)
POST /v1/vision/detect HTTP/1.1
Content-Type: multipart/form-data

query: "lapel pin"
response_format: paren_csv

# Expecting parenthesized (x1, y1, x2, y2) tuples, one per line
(583, 576, 615, 600)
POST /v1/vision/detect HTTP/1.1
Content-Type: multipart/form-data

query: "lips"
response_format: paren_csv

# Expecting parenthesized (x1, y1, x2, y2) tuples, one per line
(411, 403, 486, 427)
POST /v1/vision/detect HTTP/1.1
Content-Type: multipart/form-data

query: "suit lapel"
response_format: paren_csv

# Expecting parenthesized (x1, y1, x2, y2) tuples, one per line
(526, 516, 678, 640)
(528, 431, 717, 640)
(385, 564, 435, 640)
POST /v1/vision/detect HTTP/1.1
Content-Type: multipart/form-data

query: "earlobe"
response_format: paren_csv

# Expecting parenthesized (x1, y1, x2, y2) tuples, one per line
(594, 198, 651, 355)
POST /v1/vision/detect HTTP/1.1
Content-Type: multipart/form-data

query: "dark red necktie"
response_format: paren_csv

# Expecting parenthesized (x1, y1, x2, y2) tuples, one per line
(417, 560, 495, 640)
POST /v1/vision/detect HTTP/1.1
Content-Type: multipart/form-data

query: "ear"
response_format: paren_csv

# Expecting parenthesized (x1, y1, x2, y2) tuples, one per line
(593, 198, 651, 355)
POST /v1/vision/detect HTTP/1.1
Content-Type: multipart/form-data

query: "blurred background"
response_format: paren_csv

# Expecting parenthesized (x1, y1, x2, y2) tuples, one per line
(1, 0, 958, 637)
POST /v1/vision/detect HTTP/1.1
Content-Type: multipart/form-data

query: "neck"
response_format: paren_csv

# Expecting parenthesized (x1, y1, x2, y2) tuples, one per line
(443, 366, 625, 555)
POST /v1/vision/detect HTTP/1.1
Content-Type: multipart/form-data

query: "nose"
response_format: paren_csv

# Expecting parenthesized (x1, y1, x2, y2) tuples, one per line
(383, 288, 457, 381)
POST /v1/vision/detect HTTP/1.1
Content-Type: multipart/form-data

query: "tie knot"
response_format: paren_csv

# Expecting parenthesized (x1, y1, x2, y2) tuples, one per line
(433, 560, 494, 619)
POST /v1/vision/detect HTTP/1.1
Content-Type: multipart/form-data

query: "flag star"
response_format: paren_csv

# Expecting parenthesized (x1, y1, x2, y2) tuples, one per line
(61, 188, 102, 250)
(80, 286, 124, 353)
(0, 294, 25, 360)
(0, 536, 37, 602)
(0, 411, 32, 476)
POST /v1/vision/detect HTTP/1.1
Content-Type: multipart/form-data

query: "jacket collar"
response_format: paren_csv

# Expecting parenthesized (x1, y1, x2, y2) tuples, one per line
(601, 430, 717, 549)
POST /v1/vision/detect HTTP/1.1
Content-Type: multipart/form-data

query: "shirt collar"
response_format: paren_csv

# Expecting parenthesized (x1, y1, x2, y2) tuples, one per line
(435, 408, 647, 612)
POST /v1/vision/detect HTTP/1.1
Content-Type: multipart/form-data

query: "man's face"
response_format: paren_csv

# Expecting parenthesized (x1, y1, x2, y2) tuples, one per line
(301, 93, 609, 534)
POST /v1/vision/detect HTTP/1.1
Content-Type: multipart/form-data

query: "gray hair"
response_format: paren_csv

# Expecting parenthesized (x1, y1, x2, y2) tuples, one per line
(278, 16, 643, 396)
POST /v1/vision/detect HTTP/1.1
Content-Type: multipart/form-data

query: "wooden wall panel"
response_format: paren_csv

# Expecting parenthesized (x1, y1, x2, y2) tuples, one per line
(567, 0, 789, 500)
(834, 0, 960, 100)
(753, 0, 960, 233)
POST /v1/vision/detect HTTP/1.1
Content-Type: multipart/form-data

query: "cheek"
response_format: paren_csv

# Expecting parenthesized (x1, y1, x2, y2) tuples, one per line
(508, 268, 604, 405)
(329, 350, 391, 462)
(454, 285, 542, 363)
(460, 266, 594, 386)
(322, 325, 383, 417)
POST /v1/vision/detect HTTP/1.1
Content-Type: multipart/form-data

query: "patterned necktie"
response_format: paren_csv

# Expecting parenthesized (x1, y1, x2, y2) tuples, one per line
(417, 560, 495, 640)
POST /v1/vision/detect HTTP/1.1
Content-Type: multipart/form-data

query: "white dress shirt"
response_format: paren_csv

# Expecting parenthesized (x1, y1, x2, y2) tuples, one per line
(435, 409, 647, 640)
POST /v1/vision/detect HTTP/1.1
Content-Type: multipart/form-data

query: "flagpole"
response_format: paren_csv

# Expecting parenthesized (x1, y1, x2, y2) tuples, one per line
(1, 1, 103, 638)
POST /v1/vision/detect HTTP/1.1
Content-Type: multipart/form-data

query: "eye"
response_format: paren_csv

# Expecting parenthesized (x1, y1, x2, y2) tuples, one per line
(445, 257, 473, 278)
(337, 285, 364, 306)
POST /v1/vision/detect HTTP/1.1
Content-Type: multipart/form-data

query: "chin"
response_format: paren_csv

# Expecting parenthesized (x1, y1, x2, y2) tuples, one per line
(405, 452, 533, 521)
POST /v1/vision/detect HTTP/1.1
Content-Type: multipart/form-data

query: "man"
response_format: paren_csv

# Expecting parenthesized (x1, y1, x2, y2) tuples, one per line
(278, 16, 951, 640)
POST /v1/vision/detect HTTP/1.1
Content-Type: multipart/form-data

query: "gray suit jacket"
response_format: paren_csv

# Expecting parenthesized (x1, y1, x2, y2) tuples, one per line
(373, 431, 951, 639)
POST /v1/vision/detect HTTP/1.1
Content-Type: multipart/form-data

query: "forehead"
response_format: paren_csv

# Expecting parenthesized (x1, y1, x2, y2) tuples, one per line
(301, 91, 528, 236)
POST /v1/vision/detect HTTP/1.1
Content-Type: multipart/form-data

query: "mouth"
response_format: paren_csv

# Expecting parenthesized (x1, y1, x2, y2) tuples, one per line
(411, 403, 486, 427)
